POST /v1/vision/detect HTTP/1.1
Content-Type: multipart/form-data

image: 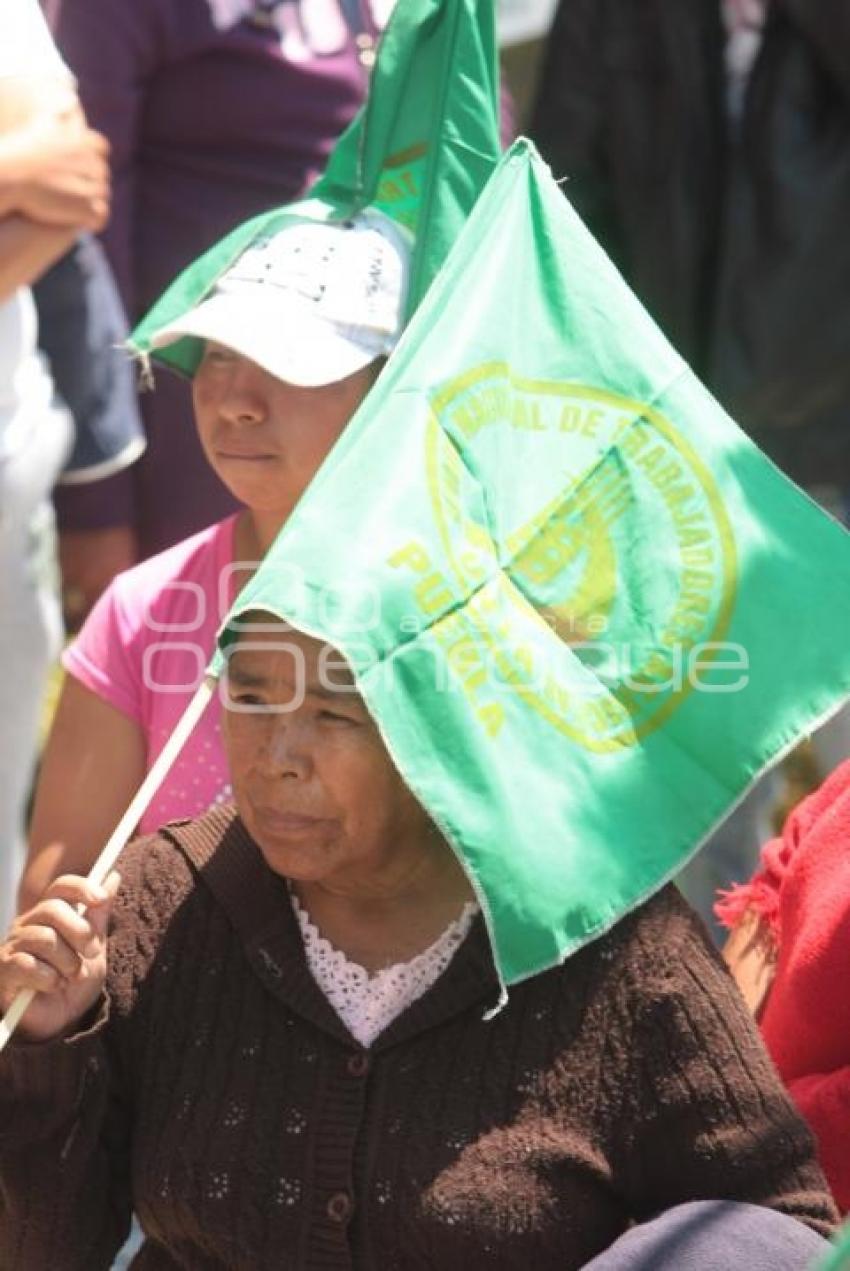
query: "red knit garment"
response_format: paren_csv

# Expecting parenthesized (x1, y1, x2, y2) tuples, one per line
(716, 758, 850, 1212)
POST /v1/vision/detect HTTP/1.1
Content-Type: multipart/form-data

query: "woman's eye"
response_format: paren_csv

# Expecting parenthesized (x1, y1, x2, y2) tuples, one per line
(231, 692, 264, 709)
(318, 709, 357, 726)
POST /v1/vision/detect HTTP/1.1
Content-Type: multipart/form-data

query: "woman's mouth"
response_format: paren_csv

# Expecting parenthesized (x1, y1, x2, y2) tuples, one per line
(216, 449, 277, 463)
(253, 808, 334, 839)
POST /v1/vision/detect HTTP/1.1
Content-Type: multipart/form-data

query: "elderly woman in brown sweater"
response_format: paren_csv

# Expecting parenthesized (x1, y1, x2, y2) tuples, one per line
(0, 623, 838, 1270)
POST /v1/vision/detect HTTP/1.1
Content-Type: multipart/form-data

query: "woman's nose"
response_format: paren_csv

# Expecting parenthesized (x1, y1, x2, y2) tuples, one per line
(219, 364, 270, 425)
(258, 717, 311, 780)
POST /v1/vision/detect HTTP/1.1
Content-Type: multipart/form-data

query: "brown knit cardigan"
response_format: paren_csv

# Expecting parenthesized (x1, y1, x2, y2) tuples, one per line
(0, 805, 837, 1269)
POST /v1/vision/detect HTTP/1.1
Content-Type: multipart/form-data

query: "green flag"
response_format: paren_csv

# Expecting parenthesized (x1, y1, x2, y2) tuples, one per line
(818, 1224, 850, 1271)
(128, 0, 500, 376)
(310, 0, 499, 315)
(214, 140, 850, 989)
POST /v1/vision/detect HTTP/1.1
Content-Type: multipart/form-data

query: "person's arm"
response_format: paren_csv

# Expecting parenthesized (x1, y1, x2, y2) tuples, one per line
(0, 873, 131, 1268)
(21, 676, 146, 911)
(612, 892, 837, 1235)
(0, 90, 111, 298)
(0, 98, 110, 224)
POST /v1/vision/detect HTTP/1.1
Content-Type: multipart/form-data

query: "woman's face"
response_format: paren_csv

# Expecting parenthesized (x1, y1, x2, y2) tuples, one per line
(192, 345, 378, 517)
(222, 628, 436, 891)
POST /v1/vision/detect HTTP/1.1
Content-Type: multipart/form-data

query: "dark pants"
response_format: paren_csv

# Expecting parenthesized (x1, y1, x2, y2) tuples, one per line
(33, 236, 144, 512)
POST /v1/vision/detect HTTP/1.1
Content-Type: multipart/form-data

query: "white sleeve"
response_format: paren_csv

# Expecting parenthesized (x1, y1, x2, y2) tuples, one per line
(0, 0, 69, 79)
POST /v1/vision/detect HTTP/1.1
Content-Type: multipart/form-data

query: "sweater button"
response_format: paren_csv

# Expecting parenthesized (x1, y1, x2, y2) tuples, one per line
(326, 1191, 353, 1224)
(346, 1052, 370, 1077)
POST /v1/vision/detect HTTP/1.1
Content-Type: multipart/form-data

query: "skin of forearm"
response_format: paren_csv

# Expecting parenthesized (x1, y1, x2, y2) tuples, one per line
(0, 134, 30, 217)
(0, 137, 42, 218)
(0, 78, 84, 294)
(0, 212, 75, 302)
(0, 106, 90, 222)
(0, 173, 20, 218)
(0, 78, 90, 222)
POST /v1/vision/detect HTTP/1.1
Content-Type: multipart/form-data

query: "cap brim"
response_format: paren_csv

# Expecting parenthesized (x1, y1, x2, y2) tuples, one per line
(149, 292, 387, 387)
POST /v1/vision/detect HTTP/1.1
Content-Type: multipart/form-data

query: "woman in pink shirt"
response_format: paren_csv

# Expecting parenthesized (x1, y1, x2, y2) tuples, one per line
(21, 209, 409, 908)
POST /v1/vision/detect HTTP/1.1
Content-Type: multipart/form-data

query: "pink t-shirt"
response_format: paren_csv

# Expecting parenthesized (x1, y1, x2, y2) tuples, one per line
(63, 516, 245, 833)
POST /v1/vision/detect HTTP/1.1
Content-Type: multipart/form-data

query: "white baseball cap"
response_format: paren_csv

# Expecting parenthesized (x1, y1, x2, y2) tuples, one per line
(150, 209, 410, 387)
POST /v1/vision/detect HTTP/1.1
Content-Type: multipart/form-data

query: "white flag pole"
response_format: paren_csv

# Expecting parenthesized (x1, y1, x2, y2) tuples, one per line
(0, 675, 218, 1053)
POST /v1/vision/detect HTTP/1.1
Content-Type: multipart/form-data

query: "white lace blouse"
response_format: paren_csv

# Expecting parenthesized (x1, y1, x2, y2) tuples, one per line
(290, 890, 479, 1048)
